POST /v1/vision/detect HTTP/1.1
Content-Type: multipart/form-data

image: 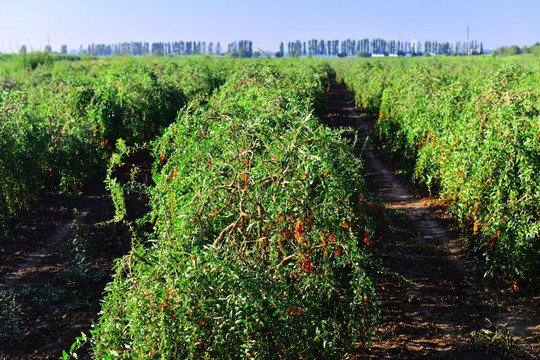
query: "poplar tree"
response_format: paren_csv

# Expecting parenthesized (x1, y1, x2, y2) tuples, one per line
(319, 39, 326, 56)
(275, 42, 284, 57)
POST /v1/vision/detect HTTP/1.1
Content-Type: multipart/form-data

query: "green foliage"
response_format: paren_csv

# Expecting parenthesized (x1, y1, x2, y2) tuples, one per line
(0, 291, 25, 345)
(0, 56, 230, 234)
(1, 284, 66, 346)
(25, 51, 53, 70)
(61, 331, 92, 360)
(15, 283, 66, 306)
(356, 51, 370, 58)
(333, 59, 390, 116)
(58, 217, 105, 288)
(91, 60, 379, 359)
(333, 57, 540, 291)
(496, 42, 540, 57)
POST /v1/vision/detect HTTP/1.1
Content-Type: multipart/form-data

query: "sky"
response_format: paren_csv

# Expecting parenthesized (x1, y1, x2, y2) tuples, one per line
(0, 0, 539, 53)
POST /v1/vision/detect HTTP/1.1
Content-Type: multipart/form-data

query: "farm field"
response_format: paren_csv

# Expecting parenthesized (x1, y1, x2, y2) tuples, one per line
(324, 82, 538, 359)
(0, 55, 539, 359)
(332, 57, 540, 290)
(0, 54, 232, 231)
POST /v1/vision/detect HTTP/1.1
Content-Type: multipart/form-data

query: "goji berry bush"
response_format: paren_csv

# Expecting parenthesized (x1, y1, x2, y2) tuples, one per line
(91, 60, 380, 359)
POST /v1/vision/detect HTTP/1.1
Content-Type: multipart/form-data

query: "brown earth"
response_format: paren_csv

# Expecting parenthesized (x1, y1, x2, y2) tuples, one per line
(323, 83, 539, 360)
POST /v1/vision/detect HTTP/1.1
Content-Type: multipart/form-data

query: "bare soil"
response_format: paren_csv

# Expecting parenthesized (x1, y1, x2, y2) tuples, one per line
(323, 83, 539, 360)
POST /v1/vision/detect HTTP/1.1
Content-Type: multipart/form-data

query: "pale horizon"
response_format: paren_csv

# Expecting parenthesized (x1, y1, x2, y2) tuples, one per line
(1, 0, 538, 54)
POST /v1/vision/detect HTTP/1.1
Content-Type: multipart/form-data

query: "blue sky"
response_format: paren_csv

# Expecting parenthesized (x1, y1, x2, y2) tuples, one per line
(0, 0, 538, 53)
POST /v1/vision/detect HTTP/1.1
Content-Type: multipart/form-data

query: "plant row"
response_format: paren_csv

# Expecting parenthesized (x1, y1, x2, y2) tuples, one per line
(89, 60, 380, 359)
(332, 57, 540, 290)
(0, 56, 230, 233)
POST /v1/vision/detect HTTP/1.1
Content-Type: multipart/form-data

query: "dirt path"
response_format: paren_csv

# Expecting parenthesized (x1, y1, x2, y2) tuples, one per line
(0, 205, 93, 292)
(323, 84, 539, 360)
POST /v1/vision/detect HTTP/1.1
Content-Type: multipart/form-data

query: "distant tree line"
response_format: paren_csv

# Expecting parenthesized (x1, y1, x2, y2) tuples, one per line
(283, 38, 484, 57)
(226, 40, 254, 58)
(495, 42, 540, 56)
(76, 41, 227, 57)
(17, 37, 491, 58)
(69, 40, 262, 58)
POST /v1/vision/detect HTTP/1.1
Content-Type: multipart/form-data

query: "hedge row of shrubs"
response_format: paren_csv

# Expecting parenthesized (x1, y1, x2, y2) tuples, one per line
(91, 60, 380, 359)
